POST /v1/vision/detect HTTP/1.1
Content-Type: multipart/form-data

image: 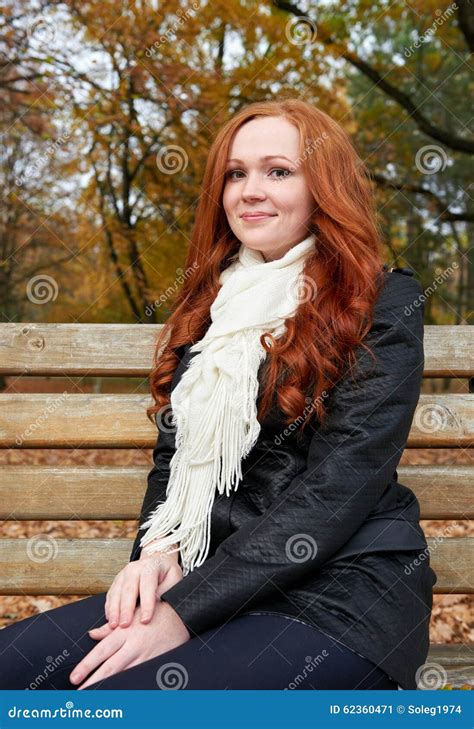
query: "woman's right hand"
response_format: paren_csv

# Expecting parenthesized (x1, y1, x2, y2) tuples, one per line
(104, 542, 183, 629)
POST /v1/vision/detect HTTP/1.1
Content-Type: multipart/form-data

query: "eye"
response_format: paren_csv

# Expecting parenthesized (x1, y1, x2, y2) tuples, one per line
(225, 169, 244, 180)
(225, 167, 292, 180)
(269, 167, 292, 179)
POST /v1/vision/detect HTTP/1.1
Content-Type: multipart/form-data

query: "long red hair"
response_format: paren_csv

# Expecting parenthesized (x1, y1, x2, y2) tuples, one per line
(147, 98, 385, 437)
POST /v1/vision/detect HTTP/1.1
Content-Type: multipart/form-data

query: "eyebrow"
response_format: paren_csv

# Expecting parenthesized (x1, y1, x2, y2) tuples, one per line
(226, 155, 293, 165)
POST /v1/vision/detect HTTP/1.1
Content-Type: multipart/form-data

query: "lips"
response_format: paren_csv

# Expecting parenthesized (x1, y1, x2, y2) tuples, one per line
(241, 213, 276, 220)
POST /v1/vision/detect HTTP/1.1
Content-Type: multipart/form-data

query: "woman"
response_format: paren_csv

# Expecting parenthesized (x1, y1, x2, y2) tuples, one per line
(0, 99, 436, 691)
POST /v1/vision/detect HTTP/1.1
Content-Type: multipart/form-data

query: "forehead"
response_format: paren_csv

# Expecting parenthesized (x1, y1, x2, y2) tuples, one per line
(227, 117, 300, 161)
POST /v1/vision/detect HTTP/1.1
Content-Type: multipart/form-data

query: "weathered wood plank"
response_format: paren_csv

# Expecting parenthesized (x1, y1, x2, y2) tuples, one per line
(0, 465, 472, 520)
(400, 465, 474, 520)
(0, 538, 470, 594)
(0, 393, 472, 448)
(0, 323, 163, 376)
(0, 323, 472, 377)
(426, 645, 474, 689)
(0, 466, 149, 519)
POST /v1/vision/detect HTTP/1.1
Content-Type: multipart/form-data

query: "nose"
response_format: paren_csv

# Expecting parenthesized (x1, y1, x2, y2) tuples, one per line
(241, 171, 266, 200)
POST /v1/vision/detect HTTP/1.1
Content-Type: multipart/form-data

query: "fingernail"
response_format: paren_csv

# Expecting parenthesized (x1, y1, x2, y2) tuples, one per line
(141, 613, 149, 621)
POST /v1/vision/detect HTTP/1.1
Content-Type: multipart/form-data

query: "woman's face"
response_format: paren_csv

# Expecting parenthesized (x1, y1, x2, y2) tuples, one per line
(223, 116, 315, 262)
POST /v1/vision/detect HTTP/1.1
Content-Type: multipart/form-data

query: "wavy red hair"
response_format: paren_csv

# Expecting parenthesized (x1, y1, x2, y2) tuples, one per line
(147, 98, 386, 437)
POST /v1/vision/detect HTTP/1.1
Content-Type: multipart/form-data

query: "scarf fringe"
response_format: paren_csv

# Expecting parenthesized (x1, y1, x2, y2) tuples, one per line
(138, 234, 317, 576)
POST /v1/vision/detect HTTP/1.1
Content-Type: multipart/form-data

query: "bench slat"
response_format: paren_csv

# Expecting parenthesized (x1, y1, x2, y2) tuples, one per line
(1, 394, 473, 448)
(0, 537, 471, 594)
(0, 323, 472, 377)
(0, 465, 472, 519)
(426, 645, 474, 688)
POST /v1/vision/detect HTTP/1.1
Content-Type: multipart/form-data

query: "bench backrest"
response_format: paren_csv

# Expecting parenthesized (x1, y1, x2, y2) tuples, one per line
(0, 323, 472, 597)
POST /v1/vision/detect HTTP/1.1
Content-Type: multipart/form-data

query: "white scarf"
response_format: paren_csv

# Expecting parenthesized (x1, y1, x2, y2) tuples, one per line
(139, 232, 317, 575)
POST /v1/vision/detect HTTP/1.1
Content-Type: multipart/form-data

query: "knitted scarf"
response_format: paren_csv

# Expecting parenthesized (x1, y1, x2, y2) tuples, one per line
(138, 232, 317, 576)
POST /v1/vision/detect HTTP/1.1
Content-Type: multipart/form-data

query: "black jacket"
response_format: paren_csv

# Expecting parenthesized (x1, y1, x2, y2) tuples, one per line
(130, 269, 437, 690)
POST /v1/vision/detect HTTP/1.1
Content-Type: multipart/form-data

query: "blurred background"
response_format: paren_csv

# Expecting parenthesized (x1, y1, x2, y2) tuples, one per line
(0, 0, 472, 677)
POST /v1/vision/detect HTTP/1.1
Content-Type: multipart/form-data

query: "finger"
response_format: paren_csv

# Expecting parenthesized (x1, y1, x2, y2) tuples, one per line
(139, 572, 161, 623)
(88, 622, 113, 640)
(107, 572, 125, 628)
(77, 649, 131, 690)
(104, 578, 117, 622)
(70, 629, 124, 686)
(117, 571, 140, 628)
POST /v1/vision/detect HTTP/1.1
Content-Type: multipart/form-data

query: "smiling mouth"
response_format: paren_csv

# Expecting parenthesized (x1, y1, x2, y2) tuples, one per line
(241, 214, 277, 221)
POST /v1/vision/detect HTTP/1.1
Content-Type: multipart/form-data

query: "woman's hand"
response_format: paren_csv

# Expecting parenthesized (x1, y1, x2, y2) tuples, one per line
(69, 601, 191, 689)
(104, 541, 183, 629)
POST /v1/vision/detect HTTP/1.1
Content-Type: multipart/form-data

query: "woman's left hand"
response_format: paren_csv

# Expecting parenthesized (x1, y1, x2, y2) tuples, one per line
(69, 601, 191, 689)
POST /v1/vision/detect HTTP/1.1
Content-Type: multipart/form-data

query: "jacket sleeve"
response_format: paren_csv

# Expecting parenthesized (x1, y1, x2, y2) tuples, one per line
(159, 273, 425, 635)
(128, 419, 177, 562)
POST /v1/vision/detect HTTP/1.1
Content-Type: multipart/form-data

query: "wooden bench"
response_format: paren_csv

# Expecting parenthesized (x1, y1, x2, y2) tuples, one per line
(0, 323, 473, 687)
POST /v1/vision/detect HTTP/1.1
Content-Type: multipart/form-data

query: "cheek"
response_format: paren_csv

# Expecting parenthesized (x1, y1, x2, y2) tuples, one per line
(278, 185, 313, 218)
(222, 185, 236, 213)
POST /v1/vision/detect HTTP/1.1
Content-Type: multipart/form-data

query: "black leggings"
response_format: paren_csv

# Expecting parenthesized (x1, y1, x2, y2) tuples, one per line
(0, 593, 397, 690)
